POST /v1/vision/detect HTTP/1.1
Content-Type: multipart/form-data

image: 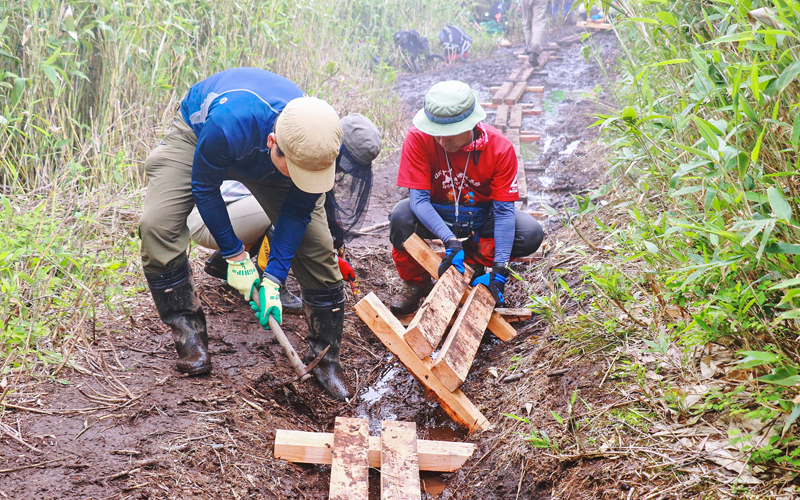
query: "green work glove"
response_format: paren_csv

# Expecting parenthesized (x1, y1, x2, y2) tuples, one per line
(226, 253, 260, 301)
(250, 275, 282, 330)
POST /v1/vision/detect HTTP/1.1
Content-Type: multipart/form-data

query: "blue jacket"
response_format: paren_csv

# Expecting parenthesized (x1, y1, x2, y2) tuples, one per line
(181, 68, 318, 284)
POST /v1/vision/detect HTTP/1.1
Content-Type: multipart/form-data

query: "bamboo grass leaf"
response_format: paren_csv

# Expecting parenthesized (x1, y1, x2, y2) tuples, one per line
(774, 59, 800, 96)
(764, 243, 800, 255)
(693, 117, 719, 149)
(767, 187, 793, 221)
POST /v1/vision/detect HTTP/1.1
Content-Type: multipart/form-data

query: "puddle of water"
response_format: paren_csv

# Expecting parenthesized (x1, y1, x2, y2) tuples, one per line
(361, 367, 400, 405)
(420, 473, 447, 497)
(559, 140, 581, 157)
(537, 175, 555, 189)
(520, 141, 541, 162)
(540, 136, 553, 155)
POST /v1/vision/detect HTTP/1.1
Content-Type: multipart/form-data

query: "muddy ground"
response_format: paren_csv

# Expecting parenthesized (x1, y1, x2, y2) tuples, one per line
(0, 26, 622, 499)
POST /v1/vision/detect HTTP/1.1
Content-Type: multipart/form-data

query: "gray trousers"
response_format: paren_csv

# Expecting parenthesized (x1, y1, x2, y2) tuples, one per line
(139, 116, 342, 289)
(521, 0, 548, 55)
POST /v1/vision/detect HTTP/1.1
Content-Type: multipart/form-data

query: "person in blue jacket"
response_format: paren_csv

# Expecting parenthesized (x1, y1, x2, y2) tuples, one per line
(139, 68, 354, 400)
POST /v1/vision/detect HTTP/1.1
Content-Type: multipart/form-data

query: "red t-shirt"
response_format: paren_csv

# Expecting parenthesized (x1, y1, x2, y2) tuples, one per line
(396, 124, 519, 205)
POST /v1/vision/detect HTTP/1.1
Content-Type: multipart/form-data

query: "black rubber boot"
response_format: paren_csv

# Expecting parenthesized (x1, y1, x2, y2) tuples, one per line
(301, 284, 354, 400)
(146, 260, 212, 375)
(390, 277, 432, 315)
(203, 251, 227, 280)
(280, 287, 303, 314)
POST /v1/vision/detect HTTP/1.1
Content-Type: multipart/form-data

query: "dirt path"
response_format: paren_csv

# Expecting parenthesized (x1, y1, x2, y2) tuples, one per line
(0, 27, 619, 499)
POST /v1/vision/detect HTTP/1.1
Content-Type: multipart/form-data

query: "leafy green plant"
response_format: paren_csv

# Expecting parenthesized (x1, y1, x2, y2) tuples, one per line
(503, 413, 555, 449)
(569, 0, 800, 471)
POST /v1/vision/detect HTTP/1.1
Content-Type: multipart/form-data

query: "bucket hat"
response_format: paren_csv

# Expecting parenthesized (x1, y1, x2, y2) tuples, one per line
(412, 81, 486, 136)
(341, 113, 382, 168)
(275, 97, 343, 194)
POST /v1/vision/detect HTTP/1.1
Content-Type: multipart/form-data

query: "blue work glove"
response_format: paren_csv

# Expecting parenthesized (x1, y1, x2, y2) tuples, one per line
(438, 239, 465, 277)
(471, 265, 509, 306)
(250, 275, 282, 330)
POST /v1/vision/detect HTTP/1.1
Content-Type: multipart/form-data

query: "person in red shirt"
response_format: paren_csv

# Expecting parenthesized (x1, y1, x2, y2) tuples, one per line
(389, 80, 544, 314)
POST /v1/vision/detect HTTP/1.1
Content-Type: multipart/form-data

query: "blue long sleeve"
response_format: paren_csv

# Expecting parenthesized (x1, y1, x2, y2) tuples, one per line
(264, 186, 321, 284)
(184, 68, 304, 259)
(493, 200, 515, 263)
(409, 189, 456, 242)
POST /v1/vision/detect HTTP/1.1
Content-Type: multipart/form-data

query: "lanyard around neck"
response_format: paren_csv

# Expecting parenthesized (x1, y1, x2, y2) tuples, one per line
(443, 149, 471, 220)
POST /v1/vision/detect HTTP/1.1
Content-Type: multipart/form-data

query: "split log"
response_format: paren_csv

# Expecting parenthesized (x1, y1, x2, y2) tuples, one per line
(432, 285, 495, 391)
(404, 266, 473, 359)
(402, 234, 517, 342)
(381, 421, 421, 500)
(274, 428, 476, 471)
(330, 417, 369, 500)
(491, 82, 513, 105)
(354, 294, 491, 432)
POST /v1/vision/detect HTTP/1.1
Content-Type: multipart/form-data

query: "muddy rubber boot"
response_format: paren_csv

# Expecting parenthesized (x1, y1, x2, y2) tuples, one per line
(301, 285, 354, 400)
(280, 286, 303, 314)
(390, 278, 432, 315)
(146, 260, 212, 375)
(528, 51, 539, 68)
(203, 251, 227, 280)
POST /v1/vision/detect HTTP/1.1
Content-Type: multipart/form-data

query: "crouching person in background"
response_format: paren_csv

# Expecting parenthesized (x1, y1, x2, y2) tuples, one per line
(389, 81, 544, 315)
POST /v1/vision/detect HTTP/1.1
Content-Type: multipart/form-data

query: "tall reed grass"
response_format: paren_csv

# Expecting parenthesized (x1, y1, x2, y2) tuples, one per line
(0, 0, 491, 369)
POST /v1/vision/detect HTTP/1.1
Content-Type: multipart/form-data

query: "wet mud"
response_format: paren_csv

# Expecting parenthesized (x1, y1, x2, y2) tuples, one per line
(0, 26, 618, 500)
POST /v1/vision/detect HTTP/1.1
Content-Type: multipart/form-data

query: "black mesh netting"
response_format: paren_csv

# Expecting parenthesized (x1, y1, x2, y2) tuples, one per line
(325, 150, 373, 249)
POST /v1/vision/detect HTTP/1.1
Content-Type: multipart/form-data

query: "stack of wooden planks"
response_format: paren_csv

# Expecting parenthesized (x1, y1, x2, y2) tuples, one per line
(355, 234, 520, 432)
(275, 417, 475, 500)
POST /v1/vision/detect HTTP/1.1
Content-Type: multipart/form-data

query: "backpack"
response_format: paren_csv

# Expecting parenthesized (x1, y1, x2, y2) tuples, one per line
(393, 30, 429, 59)
(438, 25, 473, 62)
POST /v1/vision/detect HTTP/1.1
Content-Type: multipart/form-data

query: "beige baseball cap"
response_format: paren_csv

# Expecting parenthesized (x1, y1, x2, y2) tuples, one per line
(275, 97, 343, 194)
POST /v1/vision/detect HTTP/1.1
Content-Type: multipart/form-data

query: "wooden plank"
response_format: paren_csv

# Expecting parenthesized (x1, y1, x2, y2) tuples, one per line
(274, 429, 476, 471)
(432, 286, 495, 391)
(405, 266, 473, 359)
(512, 66, 534, 82)
(398, 307, 531, 326)
(506, 128, 528, 203)
(403, 234, 517, 342)
(481, 102, 535, 109)
(504, 82, 527, 105)
(577, 20, 613, 30)
(402, 234, 448, 278)
(522, 108, 542, 116)
(492, 85, 543, 94)
(494, 104, 509, 130)
(508, 66, 523, 81)
(330, 417, 369, 500)
(520, 134, 541, 143)
(506, 128, 521, 156)
(556, 34, 581, 45)
(491, 82, 513, 105)
(354, 294, 491, 432)
(536, 51, 550, 71)
(509, 105, 523, 129)
(493, 308, 532, 323)
(381, 421, 421, 500)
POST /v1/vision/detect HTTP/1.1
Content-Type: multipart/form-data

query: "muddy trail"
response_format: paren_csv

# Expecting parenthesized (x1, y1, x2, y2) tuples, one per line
(0, 27, 622, 499)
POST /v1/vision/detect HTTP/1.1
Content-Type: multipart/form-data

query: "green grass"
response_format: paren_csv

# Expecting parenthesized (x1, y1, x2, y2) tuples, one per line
(560, 0, 800, 473)
(0, 0, 499, 371)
